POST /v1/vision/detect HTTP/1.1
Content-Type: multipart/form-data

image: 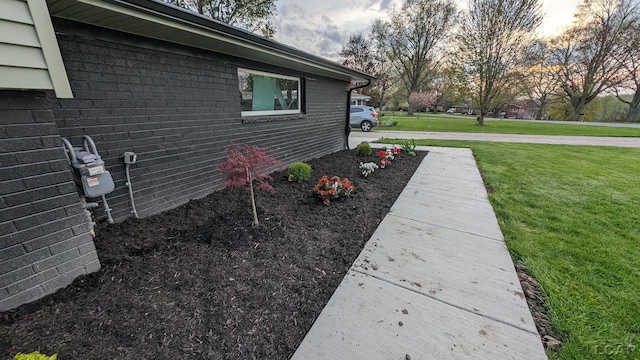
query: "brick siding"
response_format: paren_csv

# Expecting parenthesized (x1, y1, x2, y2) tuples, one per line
(0, 90, 100, 311)
(0, 17, 352, 311)
(52, 19, 350, 223)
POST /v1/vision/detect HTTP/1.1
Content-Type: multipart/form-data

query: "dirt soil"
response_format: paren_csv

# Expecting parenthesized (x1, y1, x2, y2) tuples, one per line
(1, 148, 557, 359)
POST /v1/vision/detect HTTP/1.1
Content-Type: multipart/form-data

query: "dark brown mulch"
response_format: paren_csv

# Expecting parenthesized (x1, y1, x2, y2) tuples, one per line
(0, 149, 427, 360)
(515, 263, 563, 351)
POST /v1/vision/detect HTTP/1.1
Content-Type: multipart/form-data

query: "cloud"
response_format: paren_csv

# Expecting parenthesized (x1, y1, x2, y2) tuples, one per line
(379, 0, 394, 10)
(275, 2, 359, 59)
(273, 0, 578, 59)
(365, 0, 395, 11)
(275, 0, 385, 59)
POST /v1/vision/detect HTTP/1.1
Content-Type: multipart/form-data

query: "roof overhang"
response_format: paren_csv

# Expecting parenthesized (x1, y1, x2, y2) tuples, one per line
(46, 0, 375, 83)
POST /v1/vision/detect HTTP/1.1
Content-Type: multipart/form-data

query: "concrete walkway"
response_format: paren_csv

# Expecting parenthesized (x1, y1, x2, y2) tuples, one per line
(350, 130, 640, 148)
(291, 146, 547, 360)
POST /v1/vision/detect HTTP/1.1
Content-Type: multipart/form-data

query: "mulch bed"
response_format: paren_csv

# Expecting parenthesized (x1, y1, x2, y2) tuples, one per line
(1, 149, 427, 359)
(1, 148, 559, 359)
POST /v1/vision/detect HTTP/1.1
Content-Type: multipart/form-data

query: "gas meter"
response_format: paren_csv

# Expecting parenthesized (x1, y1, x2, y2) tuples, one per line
(61, 135, 115, 198)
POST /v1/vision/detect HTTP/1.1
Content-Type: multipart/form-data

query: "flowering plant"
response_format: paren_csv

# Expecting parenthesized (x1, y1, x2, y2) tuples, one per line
(377, 149, 394, 168)
(359, 162, 379, 177)
(391, 145, 401, 156)
(313, 176, 355, 205)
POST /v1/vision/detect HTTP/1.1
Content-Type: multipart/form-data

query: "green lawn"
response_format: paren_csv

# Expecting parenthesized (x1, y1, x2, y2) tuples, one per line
(383, 139, 640, 359)
(376, 115, 640, 137)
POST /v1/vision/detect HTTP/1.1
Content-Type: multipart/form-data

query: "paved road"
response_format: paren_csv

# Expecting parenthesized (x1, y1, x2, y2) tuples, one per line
(409, 114, 640, 128)
(350, 130, 640, 148)
(483, 118, 640, 128)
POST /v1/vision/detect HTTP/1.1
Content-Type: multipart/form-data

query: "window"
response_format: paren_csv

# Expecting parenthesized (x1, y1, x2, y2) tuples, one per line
(238, 68, 302, 116)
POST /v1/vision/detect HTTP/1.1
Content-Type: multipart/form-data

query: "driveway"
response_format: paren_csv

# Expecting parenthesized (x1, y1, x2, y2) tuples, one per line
(350, 130, 640, 148)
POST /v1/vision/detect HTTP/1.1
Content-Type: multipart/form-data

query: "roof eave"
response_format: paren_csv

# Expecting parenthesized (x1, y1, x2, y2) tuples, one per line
(46, 0, 375, 82)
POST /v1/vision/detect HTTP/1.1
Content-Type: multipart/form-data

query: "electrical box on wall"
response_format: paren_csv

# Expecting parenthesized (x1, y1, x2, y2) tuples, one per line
(123, 152, 137, 164)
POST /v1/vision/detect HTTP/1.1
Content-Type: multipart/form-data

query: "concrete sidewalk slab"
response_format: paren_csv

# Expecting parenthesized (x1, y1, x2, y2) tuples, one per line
(351, 216, 536, 333)
(389, 190, 503, 240)
(292, 272, 546, 360)
(291, 147, 547, 360)
(406, 172, 488, 200)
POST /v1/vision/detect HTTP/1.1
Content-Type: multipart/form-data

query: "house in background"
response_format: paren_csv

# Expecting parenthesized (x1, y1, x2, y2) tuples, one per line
(0, 0, 373, 311)
(350, 93, 371, 106)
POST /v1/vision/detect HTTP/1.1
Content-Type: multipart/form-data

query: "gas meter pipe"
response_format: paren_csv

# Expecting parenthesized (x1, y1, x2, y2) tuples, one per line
(125, 162, 139, 218)
(101, 194, 114, 224)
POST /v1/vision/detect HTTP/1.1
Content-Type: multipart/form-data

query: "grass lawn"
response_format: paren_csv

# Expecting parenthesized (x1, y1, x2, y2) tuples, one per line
(382, 139, 640, 360)
(377, 114, 640, 137)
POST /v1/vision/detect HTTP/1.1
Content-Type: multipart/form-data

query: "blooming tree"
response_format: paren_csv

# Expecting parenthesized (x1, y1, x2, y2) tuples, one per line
(408, 91, 438, 117)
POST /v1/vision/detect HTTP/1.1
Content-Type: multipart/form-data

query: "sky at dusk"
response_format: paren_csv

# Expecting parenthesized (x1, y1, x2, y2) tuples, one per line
(274, 0, 581, 60)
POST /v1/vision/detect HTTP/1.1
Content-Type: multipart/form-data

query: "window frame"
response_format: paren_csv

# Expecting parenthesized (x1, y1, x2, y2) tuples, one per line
(238, 68, 303, 117)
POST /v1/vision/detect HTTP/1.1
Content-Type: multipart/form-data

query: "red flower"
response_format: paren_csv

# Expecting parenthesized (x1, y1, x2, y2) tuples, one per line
(313, 176, 355, 205)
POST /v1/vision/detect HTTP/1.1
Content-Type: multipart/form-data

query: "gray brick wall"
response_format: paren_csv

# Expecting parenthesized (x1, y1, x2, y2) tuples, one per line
(52, 19, 350, 223)
(0, 90, 100, 311)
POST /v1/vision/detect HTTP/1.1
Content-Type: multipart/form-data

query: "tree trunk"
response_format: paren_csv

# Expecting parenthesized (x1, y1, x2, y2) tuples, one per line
(626, 104, 640, 122)
(477, 113, 485, 125)
(535, 97, 550, 120)
(247, 168, 259, 226)
(571, 101, 587, 121)
(407, 104, 414, 116)
(625, 90, 640, 122)
(540, 100, 550, 120)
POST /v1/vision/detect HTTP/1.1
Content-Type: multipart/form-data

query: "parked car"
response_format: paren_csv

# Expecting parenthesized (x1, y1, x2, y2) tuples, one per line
(350, 105, 379, 132)
(446, 107, 456, 114)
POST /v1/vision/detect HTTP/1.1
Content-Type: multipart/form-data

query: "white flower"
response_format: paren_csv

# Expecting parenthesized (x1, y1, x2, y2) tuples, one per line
(359, 162, 379, 177)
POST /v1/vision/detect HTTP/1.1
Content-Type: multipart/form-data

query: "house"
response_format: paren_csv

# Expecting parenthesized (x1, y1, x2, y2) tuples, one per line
(350, 93, 371, 105)
(0, 0, 374, 311)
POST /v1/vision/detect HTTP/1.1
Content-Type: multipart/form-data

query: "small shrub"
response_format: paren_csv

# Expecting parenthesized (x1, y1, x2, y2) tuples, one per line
(313, 176, 355, 205)
(359, 162, 379, 177)
(287, 161, 312, 182)
(13, 352, 57, 360)
(400, 139, 417, 156)
(379, 119, 398, 127)
(356, 142, 373, 156)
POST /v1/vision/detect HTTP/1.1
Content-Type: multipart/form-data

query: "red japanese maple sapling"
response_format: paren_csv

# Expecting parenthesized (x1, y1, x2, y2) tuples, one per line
(216, 143, 285, 226)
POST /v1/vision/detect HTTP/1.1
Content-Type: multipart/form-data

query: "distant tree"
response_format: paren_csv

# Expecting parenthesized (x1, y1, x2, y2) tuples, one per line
(166, 0, 276, 37)
(436, 62, 472, 110)
(408, 91, 438, 117)
(339, 34, 377, 101)
(597, 95, 629, 122)
(339, 34, 376, 75)
(372, 0, 458, 115)
(339, 34, 395, 109)
(455, 0, 543, 125)
(551, 0, 639, 121)
(369, 50, 395, 109)
(614, 18, 640, 122)
(524, 41, 562, 120)
(548, 95, 603, 122)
